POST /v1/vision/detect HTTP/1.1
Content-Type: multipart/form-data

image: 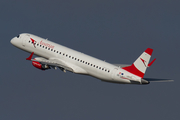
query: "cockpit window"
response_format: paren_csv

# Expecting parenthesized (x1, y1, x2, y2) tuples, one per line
(17, 35, 20, 38)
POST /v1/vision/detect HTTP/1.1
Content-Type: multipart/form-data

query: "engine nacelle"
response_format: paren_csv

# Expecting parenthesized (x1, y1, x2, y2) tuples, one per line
(32, 61, 50, 70)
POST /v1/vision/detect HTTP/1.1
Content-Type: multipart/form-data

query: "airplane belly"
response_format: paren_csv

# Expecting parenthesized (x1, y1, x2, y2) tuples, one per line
(87, 70, 111, 81)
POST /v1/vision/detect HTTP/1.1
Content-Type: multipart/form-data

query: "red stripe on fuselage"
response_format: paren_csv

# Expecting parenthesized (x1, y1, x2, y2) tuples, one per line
(122, 64, 144, 78)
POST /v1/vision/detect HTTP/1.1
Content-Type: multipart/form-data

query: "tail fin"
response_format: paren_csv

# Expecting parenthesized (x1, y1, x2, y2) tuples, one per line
(122, 48, 155, 78)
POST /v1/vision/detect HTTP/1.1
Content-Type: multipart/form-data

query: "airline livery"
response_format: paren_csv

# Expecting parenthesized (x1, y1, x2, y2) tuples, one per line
(11, 33, 173, 85)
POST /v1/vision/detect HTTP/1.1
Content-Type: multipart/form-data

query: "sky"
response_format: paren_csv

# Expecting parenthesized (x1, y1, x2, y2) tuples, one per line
(0, 0, 180, 120)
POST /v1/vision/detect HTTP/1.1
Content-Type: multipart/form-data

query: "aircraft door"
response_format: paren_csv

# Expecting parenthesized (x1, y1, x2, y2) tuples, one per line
(22, 35, 29, 47)
(22, 36, 27, 47)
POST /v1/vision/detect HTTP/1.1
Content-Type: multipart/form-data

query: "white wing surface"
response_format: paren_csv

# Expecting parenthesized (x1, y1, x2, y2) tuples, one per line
(26, 52, 73, 72)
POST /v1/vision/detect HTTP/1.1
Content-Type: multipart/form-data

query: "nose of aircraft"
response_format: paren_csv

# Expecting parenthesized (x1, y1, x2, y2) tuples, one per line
(10, 34, 23, 48)
(10, 37, 15, 45)
(10, 37, 19, 47)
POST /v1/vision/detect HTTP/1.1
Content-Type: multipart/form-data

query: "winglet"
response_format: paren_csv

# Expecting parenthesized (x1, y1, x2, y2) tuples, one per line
(148, 58, 156, 67)
(26, 52, 34, 60)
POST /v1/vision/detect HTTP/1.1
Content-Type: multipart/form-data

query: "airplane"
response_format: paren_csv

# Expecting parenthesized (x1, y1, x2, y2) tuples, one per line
(10, 33, 173, 85)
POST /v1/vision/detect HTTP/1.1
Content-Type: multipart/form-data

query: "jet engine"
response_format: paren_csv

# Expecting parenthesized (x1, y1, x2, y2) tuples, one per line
(32, 61, 50, 70)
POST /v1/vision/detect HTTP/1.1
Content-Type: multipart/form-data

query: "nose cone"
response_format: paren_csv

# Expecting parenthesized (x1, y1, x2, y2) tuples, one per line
(10, 37, 16, 45)
(10, 37, 20, 48)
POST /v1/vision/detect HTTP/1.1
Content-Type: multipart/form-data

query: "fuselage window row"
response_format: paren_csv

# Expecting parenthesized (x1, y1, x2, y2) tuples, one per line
(28, 40, 110, 73)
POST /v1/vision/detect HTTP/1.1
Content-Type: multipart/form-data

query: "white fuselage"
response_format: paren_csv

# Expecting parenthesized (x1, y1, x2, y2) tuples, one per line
(11, 33, 142, 84)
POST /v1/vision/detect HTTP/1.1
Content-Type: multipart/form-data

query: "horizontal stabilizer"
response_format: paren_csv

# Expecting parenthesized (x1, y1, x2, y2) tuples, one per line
(148, 58, 156, 67)
(113, 64, 131, 68)
(143, 78, 174, 82)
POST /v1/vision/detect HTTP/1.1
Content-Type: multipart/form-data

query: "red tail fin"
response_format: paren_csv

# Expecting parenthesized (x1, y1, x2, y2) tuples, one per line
(122, 48, 153, 78)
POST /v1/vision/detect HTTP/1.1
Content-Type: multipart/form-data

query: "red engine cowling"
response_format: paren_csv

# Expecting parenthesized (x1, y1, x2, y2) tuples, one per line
(32, 61, 50, 70)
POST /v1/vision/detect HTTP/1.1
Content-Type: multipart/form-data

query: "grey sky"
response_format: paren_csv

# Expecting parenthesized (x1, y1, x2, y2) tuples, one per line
(0, 0, 179, 120)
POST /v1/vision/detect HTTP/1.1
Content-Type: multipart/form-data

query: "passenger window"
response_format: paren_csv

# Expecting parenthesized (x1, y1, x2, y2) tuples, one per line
(45, 47, 47, 49)
(75, 58, 77, 60)
(54, 50, 56, 52)
(48, 48, 50, 50)
(51, 49, 53, 51)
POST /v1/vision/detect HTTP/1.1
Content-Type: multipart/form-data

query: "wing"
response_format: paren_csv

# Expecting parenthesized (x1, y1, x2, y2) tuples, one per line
(26, 52, 73, 72)
(34, 58, 73, 72)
